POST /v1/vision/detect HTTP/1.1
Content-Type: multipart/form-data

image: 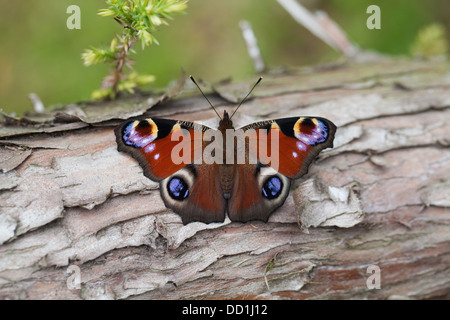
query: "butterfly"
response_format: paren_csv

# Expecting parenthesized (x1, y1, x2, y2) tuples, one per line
(114, 77, 336, 224)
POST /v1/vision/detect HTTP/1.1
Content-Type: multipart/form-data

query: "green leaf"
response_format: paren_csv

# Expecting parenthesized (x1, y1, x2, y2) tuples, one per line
(410, 23, 449, 58)
(91, 88, 115, 100)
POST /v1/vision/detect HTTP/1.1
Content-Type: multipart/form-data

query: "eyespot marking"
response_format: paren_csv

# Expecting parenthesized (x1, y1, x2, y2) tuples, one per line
(122, 119, 158, 147)
(262, 176, 283, 200)
(294, 118, 329, 146)
(167, 177, 189, 201)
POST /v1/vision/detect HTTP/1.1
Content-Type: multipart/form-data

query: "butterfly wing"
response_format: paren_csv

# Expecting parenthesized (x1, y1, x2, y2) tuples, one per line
(159, 162, 227, 224)
(227, 163, 291, 222)
(242, 116, 336, 179)
(115, 118, 203, 181)
(227, 116, 336, 222)
(115, 118, 226, 224)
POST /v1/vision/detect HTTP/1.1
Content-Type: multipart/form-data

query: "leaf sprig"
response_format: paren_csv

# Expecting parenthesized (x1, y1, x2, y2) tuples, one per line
(82, 0, 188, 100)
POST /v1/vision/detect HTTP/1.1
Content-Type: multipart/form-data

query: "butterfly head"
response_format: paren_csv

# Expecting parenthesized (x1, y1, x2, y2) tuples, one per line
(219, 110, 234, 130)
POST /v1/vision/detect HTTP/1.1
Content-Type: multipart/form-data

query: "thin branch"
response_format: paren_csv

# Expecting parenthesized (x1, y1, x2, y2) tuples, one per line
(277, 0, 358, 57)
(239, 20, 265, 73)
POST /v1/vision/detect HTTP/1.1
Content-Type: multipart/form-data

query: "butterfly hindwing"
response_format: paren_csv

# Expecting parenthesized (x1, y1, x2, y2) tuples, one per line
(227, 163, 291, 222)
(160, 163, 227, 224)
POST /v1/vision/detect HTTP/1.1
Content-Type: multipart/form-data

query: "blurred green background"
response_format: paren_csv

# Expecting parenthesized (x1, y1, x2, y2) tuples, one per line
(0, 0, 449, 115)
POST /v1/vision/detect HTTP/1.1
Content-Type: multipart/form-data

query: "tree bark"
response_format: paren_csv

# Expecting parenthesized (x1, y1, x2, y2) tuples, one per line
(0, 57, 449, 299)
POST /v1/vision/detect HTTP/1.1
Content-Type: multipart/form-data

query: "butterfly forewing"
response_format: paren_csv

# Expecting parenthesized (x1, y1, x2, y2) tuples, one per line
(242, 117, 336, 179)
(115, 118, 208, 180)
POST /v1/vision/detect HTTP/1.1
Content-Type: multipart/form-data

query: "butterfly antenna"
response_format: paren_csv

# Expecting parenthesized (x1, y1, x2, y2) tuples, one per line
(189, 75, 222, 120)
(230, 76, 263, 120)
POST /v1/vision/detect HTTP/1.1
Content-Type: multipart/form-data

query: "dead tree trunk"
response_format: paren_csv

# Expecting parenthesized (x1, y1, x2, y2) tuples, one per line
(0, 57, 449, 299)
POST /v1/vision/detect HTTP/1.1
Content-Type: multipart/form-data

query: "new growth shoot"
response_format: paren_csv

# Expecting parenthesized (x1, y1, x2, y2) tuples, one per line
(82, 0, 188, 100)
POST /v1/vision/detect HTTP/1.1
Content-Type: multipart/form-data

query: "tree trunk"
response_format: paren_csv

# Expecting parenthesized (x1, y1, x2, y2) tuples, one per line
(0, 57, 449, 300)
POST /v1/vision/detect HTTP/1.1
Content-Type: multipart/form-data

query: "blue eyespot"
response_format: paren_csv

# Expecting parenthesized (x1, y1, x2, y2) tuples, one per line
(122, 121, 156, 148)
(122, 123, 137, 146)
(167, 177, 189, 200)
(309, 120, 328, 145)
(262, 176, 283, 199)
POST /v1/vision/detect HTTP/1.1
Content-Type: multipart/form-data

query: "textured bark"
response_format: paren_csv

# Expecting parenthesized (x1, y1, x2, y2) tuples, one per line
(0, 57, 449, 300)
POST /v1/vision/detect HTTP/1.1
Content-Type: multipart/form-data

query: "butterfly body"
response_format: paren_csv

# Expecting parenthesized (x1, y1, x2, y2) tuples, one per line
(115, 110, 336, 224)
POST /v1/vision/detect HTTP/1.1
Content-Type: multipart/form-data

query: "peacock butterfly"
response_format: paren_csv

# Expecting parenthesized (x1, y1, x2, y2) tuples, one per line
(114, 77, 336, 224)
